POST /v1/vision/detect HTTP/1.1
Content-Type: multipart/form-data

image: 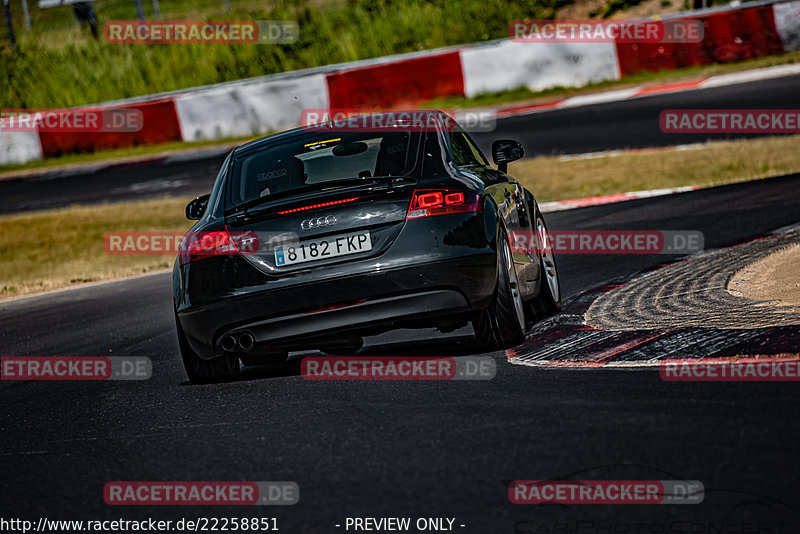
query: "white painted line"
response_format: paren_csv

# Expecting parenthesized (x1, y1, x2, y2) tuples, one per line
(558, 150, 623, 161)
(675, 143, 704, 151)
(556, 89, 640, 109)
(699, 63, 800, 88)
(494, 64, 800, 121)
(772, 221, 800, 234)
(557, 144, 702, 162)
(626, 185, 698, 199)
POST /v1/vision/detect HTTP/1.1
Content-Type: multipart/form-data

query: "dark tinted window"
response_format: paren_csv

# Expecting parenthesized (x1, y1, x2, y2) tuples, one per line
(462, 132, 489, 165)
(449, 131, 483, 167)
(229, 131, 421, 207)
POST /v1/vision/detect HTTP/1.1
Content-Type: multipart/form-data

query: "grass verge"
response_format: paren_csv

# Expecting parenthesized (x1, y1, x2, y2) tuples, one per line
(512, 135, 800, 202)
(0, 197, 192, 299)
(1, 134, 799, 300)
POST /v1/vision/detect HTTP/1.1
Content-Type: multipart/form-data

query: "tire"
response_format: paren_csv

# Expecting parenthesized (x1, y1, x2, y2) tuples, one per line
(529, 211, 562, 320)
(473, 231, 527, 350)
(175, 313, 240, 384)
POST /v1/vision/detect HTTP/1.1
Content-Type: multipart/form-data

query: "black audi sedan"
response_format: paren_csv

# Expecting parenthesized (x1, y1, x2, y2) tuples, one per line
(174, 110, 560, 382)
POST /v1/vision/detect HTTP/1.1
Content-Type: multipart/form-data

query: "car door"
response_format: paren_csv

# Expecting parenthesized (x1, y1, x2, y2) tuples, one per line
(448, 129, 539, 297)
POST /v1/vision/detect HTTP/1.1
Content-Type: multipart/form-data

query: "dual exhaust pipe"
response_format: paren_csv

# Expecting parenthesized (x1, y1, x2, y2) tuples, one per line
(220, 331, 255, 353)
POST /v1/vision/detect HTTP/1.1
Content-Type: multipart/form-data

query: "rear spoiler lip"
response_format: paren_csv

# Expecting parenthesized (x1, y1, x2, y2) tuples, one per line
(225, 179, 418, 225)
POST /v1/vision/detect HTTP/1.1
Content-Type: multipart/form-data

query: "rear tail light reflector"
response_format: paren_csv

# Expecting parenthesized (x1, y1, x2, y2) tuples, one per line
(407, 189, 480, 219)
(179, 226, 257, 266)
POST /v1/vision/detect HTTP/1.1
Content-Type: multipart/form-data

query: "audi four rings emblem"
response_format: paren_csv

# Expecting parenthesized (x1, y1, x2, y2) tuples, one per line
(301, 215, 337, 230)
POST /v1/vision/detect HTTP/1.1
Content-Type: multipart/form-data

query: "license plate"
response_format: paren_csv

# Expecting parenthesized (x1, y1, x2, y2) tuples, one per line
(274, 231, 372, 266)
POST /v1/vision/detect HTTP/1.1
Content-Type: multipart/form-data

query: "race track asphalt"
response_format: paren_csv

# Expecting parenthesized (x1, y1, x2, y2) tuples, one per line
(2, 172, 799, 530)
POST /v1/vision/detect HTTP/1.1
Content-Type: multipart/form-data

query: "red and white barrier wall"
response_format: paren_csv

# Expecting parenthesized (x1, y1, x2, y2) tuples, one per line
(0, 129, 43, 165)
(327, 52, 465, 110)
(0, 99, 183, 165)
(174, 74, 329, 142)
(775, 0, 800, 49)
(38, 99, 182, 158)
(615, 5, 785, 76)
(460, 42, 621, 97)
(2, 0, 799, 166)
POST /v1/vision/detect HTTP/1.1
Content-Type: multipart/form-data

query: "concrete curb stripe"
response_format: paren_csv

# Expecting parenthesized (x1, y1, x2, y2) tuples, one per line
(538, 186, 699, 213)
(496, 99, 567, 117)
(491, 62, 800, 120)
(556, 88, 639, 109)
(631, 80, 706, 97)
(698, 62, 800, 87)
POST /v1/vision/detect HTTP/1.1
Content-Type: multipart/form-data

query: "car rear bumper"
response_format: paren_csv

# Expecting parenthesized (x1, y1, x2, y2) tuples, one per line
(224, 289, 467, 352)
(177, 254, 496, 359)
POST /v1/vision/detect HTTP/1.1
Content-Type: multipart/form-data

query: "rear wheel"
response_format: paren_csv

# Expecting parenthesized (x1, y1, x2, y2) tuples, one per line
(529, 212, 562, 319)
(176, 313, 240, 384)
(473, 231, 527, 350)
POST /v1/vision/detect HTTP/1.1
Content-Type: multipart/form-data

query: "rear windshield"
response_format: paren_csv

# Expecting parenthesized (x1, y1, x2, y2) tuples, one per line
(228, 131, 422, 207)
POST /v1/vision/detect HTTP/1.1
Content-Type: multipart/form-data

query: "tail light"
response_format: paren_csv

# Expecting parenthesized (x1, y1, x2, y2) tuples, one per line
(179, 226, 257, 266)
(407, 189, 480, 219)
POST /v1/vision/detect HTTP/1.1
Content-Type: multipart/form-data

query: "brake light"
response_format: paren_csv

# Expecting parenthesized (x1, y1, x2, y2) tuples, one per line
(416, 192, 444, 208)
(179, 226, 257, 266)
(407, 189, 480, 219)
(277, 197, 359, 215)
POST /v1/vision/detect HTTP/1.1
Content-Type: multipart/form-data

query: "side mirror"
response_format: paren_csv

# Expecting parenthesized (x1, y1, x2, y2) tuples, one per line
(492, 140, 524, 173)
(185, 194, 210, 220)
